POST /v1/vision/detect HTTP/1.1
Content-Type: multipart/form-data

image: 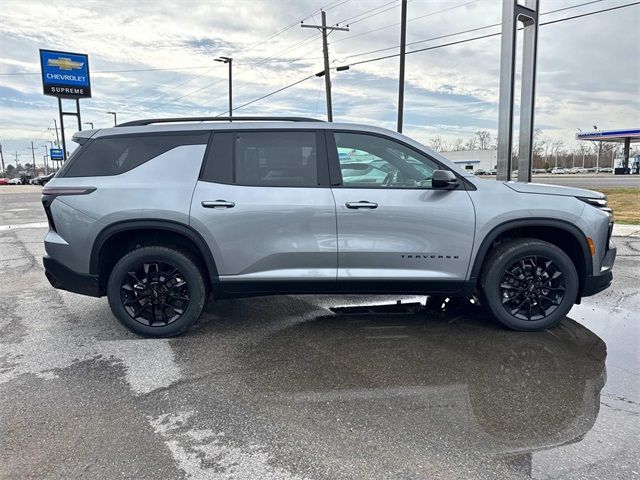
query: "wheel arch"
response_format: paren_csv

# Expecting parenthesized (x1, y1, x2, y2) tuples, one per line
(469, 218, 592, 296)
(90, 219, 219, 295)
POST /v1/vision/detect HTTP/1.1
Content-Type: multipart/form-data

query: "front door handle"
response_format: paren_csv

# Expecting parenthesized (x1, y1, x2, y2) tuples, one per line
(345, 201, 378, 209)
(202, 200, 235, 209)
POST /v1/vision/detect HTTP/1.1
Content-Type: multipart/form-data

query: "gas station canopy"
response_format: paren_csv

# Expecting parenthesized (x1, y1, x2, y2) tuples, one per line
(576, 128, 640, 143)
(576, 128, 640, 173)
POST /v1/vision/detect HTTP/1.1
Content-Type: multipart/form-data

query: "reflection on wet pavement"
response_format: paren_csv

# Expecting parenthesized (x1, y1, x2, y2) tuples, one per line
(206, 298, 608, 478)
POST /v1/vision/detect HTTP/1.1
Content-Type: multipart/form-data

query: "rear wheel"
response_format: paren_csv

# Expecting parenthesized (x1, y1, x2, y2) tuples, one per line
(107, 246, 206, 337)
(480, 239, 578, 331)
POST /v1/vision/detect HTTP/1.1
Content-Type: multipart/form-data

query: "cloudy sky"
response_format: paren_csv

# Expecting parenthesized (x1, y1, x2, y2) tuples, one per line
(1, 0, 638, 166)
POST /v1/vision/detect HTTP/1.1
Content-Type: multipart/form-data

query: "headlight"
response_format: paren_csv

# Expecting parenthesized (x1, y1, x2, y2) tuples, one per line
(579, 196, 613, 222)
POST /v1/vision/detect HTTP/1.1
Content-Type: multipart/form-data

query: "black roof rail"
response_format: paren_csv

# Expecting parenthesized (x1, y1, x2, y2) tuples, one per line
(116, 116, 324, 127)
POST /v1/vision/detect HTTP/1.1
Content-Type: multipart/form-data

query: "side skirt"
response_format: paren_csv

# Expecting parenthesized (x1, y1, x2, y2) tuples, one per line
(215, 279, 475, 299)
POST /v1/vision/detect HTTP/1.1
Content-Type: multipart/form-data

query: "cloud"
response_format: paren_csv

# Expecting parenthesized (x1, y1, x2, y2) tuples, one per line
(0, 0, 638, 162)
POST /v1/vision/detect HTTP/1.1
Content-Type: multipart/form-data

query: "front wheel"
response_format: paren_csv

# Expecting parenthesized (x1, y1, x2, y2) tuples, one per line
(107, 246, 206, 337)
(480, 239, 578, 331)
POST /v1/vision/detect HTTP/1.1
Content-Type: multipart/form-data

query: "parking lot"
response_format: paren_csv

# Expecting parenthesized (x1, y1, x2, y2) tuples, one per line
(1, 185, 638, 479)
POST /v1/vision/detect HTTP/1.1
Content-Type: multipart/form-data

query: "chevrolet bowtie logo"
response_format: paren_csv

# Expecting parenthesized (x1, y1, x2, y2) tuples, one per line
(47, 57, 84, 70)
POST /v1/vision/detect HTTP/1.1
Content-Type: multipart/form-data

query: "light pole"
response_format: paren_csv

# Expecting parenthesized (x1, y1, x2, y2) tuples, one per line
(107, 111, 117, 126)
(41, 145, 49, 175)
(215, 57, 232, 118)
(84, 122, 94, 129)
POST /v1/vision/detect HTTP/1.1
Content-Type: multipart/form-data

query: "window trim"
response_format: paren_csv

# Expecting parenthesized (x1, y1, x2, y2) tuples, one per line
(325, 130, 473, 191)
(199, 129, 331, 188)
(59, 130, 211, 178)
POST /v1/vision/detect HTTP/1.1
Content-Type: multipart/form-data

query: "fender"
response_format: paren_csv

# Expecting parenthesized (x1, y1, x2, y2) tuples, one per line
(468, 218, 593, 283)
(89, 219, 219, 285)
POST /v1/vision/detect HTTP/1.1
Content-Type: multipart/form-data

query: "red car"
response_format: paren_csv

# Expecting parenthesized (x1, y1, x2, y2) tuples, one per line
(0, 178, 9, 185)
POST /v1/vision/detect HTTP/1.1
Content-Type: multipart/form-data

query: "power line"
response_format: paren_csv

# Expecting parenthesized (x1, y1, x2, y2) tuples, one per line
(126, 0, 349, 109)
(345, 0, 639, 68)
(223, 1, 638, 115)
(335, 0, 400, 25)
(217, 73, 317, 116)
(334, 0, 612, 63)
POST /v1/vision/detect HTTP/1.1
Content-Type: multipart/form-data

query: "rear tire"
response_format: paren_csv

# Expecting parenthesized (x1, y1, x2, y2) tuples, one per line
(480, 239, 578, 331)
(107, 246, 206, 337)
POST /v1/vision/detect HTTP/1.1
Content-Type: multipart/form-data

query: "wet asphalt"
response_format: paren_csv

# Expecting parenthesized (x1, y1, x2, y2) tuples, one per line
(0, 186, 638, 480)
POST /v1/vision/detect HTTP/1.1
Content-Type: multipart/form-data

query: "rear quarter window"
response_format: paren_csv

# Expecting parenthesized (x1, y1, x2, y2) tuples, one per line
(62, 132, 210, 177)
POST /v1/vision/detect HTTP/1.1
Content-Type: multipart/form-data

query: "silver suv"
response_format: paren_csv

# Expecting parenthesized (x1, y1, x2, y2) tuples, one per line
(41, 117, 616, 337)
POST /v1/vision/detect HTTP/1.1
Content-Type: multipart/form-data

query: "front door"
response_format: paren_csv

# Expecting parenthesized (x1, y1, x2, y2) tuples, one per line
(190, 130, 336, 290)
(327, 131, 475, 287)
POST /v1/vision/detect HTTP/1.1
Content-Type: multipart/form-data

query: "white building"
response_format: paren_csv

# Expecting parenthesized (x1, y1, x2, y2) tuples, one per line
(440, 149, 498, 172)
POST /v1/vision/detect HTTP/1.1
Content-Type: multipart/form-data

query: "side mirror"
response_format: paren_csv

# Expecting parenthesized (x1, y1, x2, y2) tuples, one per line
(431, 170, 459, 189)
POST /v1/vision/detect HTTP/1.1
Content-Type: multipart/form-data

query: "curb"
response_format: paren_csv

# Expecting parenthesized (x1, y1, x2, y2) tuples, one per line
(612, 224, 640, 238)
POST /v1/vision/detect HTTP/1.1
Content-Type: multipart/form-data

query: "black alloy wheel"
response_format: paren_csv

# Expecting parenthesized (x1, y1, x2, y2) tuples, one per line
(480, 238, 578, 331)
(107, 246, 206, 337)
(121, 261, 190, 327)
(500, 255, 566, 322)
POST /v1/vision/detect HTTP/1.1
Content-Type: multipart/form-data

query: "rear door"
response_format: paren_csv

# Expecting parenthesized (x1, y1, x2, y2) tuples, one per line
(327, 130, 475, 287)
(190, 129, 337, 290)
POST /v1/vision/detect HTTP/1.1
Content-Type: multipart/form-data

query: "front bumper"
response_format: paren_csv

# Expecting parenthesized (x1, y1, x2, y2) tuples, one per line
(43, 256, 101, 297)
(582, 241, 616, 297)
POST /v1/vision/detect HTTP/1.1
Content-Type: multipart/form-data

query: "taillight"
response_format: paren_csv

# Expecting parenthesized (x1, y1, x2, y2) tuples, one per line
(41, 198, 57, 232)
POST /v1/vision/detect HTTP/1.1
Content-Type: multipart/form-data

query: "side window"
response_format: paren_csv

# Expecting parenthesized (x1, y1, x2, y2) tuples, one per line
(201, 132, 234, 184)
(63, 133, 210, 177)
(334, 132, 440, 188)
(235, 131, 318, 187)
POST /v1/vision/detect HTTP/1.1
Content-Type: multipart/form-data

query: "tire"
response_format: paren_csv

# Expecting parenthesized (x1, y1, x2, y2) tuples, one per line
(107, 246, 207, 337)
(480, 239, 578, 331)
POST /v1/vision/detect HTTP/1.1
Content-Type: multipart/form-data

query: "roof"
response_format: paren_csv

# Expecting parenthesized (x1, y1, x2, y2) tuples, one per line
(576, 128, 640, 143)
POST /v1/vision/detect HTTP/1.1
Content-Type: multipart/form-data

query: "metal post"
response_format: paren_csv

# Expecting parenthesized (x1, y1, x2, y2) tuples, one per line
(30, 140, 37, 177)
(596, 143, 600, 173)
(397, 0, 408, 133)
(76, 99, 82, 131)
(623, 138, 631, 172)
(301, 12, 349, 122)
(228, 59, 233, 118)
(517, 0, 538, 182)
(497, 0, 539, 182)
(58, 97, 67, 161)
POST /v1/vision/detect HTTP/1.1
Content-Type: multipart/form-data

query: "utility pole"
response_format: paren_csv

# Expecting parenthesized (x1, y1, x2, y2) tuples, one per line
(397, 0, 408, 133)
(215, 57, 233, 118)
(50, 119, 60, 147)
(41, 145, 49, 175)
(0, 139, 5, 175)
(30, 141, 37, 177)
(14, 152, 19, 173)
(301, 11, 349, 122)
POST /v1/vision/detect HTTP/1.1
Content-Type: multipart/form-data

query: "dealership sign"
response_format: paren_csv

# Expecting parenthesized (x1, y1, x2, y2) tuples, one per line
(39, 49, 91, 98)
(50, 148, 64, 161)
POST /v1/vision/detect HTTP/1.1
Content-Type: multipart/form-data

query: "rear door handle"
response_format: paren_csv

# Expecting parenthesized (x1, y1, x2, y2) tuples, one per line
(345, 201, 378, 209)
(202, 200, 235, 209)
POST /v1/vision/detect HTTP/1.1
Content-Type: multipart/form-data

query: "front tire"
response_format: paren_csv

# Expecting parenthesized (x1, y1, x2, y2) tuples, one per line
(480, 239, 578, 331)
(107, 246, 206, 337)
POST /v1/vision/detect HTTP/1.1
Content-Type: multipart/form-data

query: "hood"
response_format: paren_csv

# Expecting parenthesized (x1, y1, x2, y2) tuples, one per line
(504, 181, 605, 199)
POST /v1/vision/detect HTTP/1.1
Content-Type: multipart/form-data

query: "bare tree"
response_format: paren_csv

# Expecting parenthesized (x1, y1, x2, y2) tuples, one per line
(428, 136, 446, 152)
(464, 137, 477, 151)
(475, 130, 492, 150)
(452, 138, 465, 151)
